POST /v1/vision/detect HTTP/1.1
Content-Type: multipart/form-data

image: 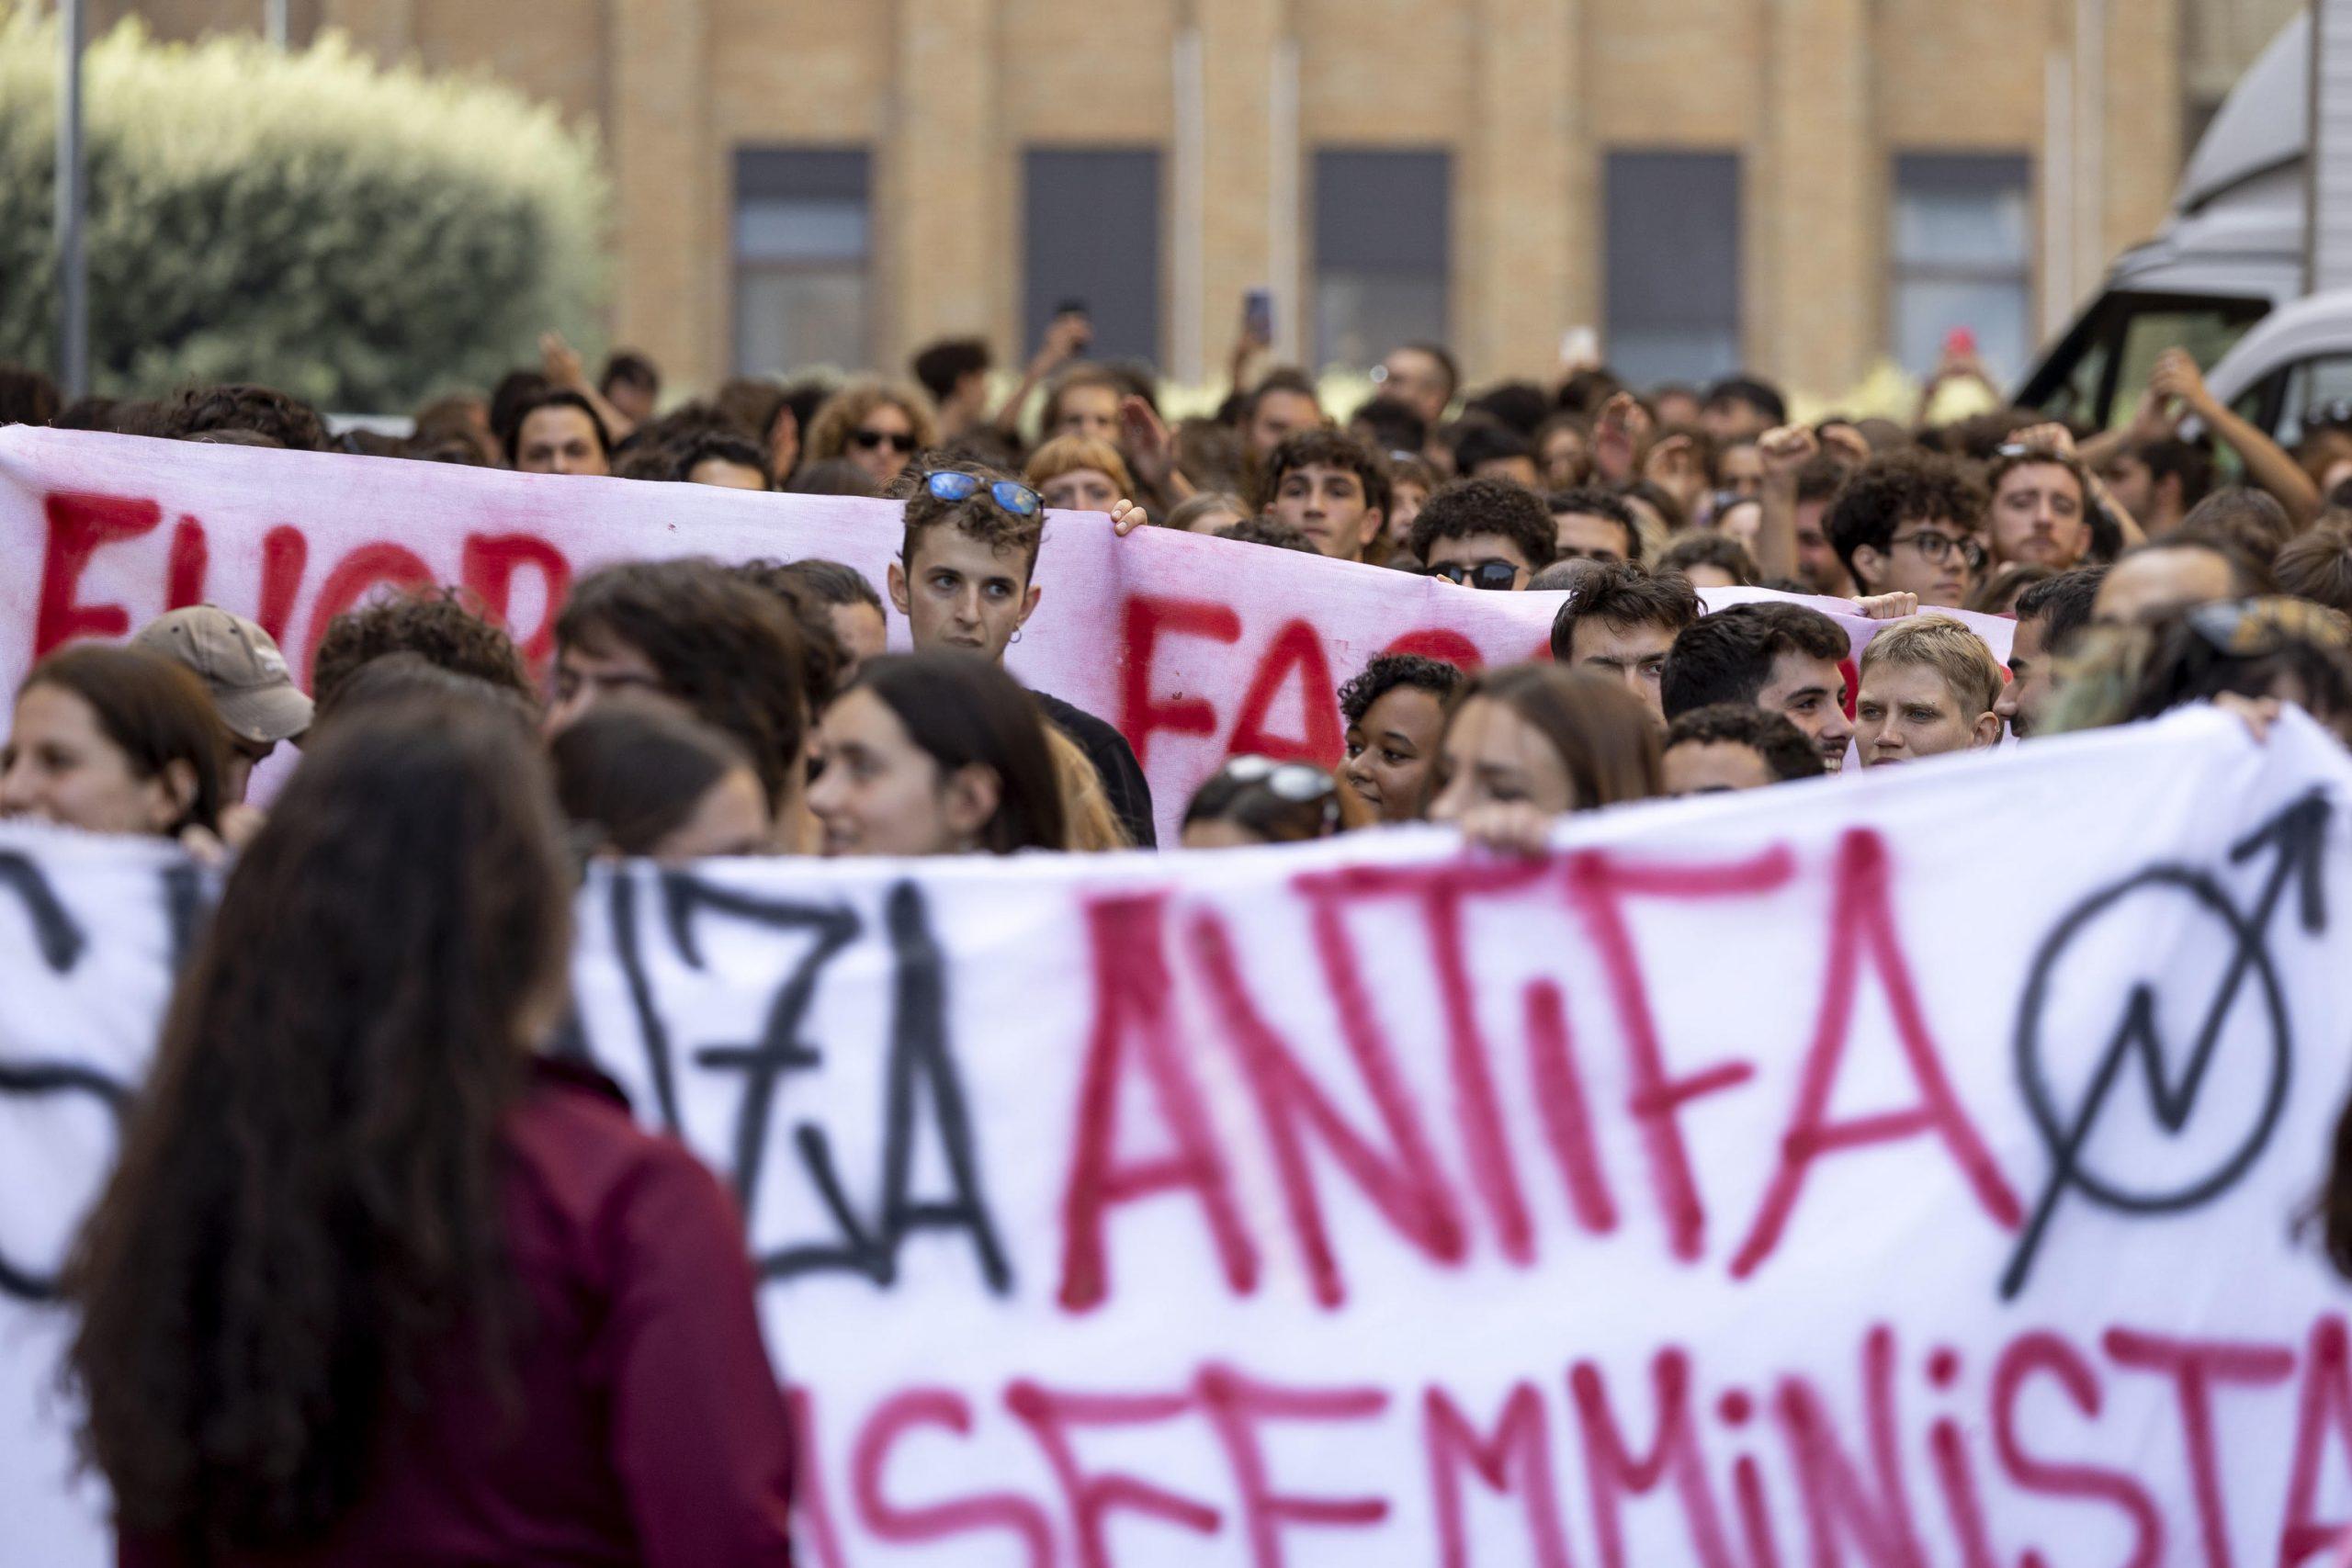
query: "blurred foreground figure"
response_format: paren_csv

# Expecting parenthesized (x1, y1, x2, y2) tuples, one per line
(64, 694, 797, 1566)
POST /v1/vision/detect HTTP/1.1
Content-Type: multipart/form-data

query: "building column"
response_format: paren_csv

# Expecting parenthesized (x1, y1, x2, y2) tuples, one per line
(889, 0, 1001, 370)
(1193, 0, 1287, 374)
(2098, 0, 2177, 267)
(607, 0, 716, 389)
(1761, 0, 1873, 397)
(1463, 0, 1577, 381)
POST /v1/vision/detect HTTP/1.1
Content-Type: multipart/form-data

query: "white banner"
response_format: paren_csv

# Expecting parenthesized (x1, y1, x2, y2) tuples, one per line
(8, 707, 2352, 1564)
(0, 429, 2008, 840)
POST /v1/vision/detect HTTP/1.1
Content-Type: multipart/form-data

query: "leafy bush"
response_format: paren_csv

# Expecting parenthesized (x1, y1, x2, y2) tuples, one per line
(0, 6, 606, 411)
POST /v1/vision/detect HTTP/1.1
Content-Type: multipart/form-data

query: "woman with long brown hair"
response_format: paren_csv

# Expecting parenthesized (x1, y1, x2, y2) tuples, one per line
(64, 694, 795, 1565)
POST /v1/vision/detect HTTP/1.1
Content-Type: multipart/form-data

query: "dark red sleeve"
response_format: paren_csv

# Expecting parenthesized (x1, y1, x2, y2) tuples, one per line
(595, 1140, 798, 1568)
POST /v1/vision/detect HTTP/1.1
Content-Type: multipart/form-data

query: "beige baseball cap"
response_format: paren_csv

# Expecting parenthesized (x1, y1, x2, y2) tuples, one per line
(130, 606, 313, 744)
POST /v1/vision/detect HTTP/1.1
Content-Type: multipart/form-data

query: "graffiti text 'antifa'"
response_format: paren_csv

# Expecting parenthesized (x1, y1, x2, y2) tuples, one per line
(598, 809, 2315, 1321)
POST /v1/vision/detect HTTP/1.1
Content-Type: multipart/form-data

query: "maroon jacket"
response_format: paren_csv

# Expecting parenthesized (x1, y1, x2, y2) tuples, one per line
(121, 1059, 797, 1567)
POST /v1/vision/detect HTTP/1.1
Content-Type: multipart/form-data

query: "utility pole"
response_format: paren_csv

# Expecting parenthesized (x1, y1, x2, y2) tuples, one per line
(266, 0, 288, 48)
(55, 0, 88, 398)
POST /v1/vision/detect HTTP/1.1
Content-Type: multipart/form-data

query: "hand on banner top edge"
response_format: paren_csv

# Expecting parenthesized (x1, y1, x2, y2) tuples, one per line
(2214, 692, 2285, 745)
(1450, 801, 1556, 858)
(1853, 592, 1919, 621)
(1110, 497, 1148, 537)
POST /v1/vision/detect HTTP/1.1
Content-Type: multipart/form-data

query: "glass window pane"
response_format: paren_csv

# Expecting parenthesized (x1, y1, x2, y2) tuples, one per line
(734, 199, 868, 265)
(2278, 355, 2352, 446)
(1024, 149, 1162, 364)
(1604, 151, 1741, 388)
(1313, 149, 1451, 369)
(1889, 153, 2031, 379)
(2108, 307, 2266, 426)
(1894, 278, 2031, 386)
(1315, 274, 1447, 373)
(734, 269, 867, 378)
(731, 147, 872, 376)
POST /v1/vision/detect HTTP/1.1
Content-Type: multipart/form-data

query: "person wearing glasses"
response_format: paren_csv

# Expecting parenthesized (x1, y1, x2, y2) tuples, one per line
(1179, 755, 1345, 849)
(1826, 450, 1988, 610)
(884, 463, 1158, 846)
(1407, 477, 1558, 592)
(804, 378, 939, 491)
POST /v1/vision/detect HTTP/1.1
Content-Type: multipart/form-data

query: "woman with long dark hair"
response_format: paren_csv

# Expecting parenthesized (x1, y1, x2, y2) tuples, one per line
(807, 651, 1068, 855)
(64, 694, 796, 1565)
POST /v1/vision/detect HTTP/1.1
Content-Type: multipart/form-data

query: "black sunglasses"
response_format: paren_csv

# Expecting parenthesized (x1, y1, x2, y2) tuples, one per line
(853, 428, 918, 454)
(1425, 558, 1521, 592)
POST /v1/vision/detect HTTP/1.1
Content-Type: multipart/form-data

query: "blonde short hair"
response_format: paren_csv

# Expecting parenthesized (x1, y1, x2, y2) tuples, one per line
(1857, 614, 2003, 716)
(1024, 434, 1135, 499)
(804, 378, 940, 464)
(1046, 724, 1129, 851)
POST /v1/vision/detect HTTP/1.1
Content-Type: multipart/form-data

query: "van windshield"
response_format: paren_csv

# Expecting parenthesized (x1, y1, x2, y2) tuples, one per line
(2017, 293, 2270, 428)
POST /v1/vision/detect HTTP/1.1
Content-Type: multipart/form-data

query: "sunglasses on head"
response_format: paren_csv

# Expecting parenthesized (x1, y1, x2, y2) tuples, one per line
(2188, 596, 2352, 658)
(922, 469, 1044, 517)
(1425, 558, 1521, 592)
(853, 428, 919, 455)
(1212, 754, 1336, 802)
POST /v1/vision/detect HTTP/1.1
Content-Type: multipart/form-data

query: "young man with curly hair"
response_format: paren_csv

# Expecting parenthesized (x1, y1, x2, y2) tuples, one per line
(311, 586, 537, 718)
(1826, 450, 1988, 608)
(1408, 478, 1558, 590)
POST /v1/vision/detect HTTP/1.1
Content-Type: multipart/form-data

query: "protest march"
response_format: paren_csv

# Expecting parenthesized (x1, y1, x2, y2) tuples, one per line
(10, 6, 2352, 1547)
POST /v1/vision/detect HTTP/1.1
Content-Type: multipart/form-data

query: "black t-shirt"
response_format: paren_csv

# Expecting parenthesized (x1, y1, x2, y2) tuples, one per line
(1032, 689, 1158, 848)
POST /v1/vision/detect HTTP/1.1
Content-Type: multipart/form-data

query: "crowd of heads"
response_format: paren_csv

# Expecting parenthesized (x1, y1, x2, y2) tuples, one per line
(18, 304, 2352, 1568)
(10, 311, 2352, 877)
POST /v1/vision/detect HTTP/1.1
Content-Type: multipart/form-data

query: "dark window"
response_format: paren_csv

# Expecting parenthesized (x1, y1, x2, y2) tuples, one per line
(1604, 150, 1742, 387)
(1023, 149, 1162, 364)
(1313, 149, 1450, 369)
(732, 148, 871, 376)
(1891, 152, 2033, 382)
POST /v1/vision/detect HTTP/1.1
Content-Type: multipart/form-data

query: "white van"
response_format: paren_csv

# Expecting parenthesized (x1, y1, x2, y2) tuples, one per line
(2018, 10, 2327, 437)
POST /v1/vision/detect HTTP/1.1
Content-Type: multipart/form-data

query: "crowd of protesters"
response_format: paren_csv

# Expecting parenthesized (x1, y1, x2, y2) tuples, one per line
(8, 300, 2352, 1562)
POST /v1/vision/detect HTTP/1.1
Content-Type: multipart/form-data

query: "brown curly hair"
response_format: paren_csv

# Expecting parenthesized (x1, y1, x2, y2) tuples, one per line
(1408, 477, 1558, 569)
(311, 586, 535, 717)
(898, 457, 1047, 577)
(1826, 451, 1989, 578)
(803, 378, 939, 464)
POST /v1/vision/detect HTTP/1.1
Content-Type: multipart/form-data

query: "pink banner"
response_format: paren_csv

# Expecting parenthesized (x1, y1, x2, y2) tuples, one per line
(0, 429, 2010, 838)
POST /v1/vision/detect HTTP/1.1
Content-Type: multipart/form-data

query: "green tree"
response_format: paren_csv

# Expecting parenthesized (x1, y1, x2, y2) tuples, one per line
(0, 6, 607, 412)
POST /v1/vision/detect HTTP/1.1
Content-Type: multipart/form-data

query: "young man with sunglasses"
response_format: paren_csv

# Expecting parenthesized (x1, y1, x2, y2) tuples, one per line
(1826, 450, 1987, 609)
(886, 463, 1158, 846)
(1408, 477, 1557, 591)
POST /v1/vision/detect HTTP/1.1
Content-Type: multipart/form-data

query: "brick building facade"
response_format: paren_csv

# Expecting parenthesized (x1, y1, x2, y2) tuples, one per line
(89, 0, 2290, 397)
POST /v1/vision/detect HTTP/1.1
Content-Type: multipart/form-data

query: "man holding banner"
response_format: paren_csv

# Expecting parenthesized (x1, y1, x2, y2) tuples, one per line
(6, 306, 2352, 1566)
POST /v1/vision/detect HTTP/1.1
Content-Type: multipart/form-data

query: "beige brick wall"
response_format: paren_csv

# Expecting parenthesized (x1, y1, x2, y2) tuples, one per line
(91, 0, 2245, 398)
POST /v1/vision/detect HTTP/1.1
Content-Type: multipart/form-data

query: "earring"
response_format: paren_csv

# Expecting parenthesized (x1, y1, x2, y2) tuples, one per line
(1010, 629, 1023, 645)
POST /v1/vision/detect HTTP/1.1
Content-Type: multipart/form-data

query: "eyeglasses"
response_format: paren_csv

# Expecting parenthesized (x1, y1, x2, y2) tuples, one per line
(1425, 558, 1522, 591)
(2188, 596, 2352, 657)
(922, 469, 1043, 517)
(853, 428, 920, 455)
(1889, 529, 1986, 572)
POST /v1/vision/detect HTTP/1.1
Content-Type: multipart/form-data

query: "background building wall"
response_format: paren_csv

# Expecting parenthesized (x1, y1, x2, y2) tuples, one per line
(80, 0, 2301, 398)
